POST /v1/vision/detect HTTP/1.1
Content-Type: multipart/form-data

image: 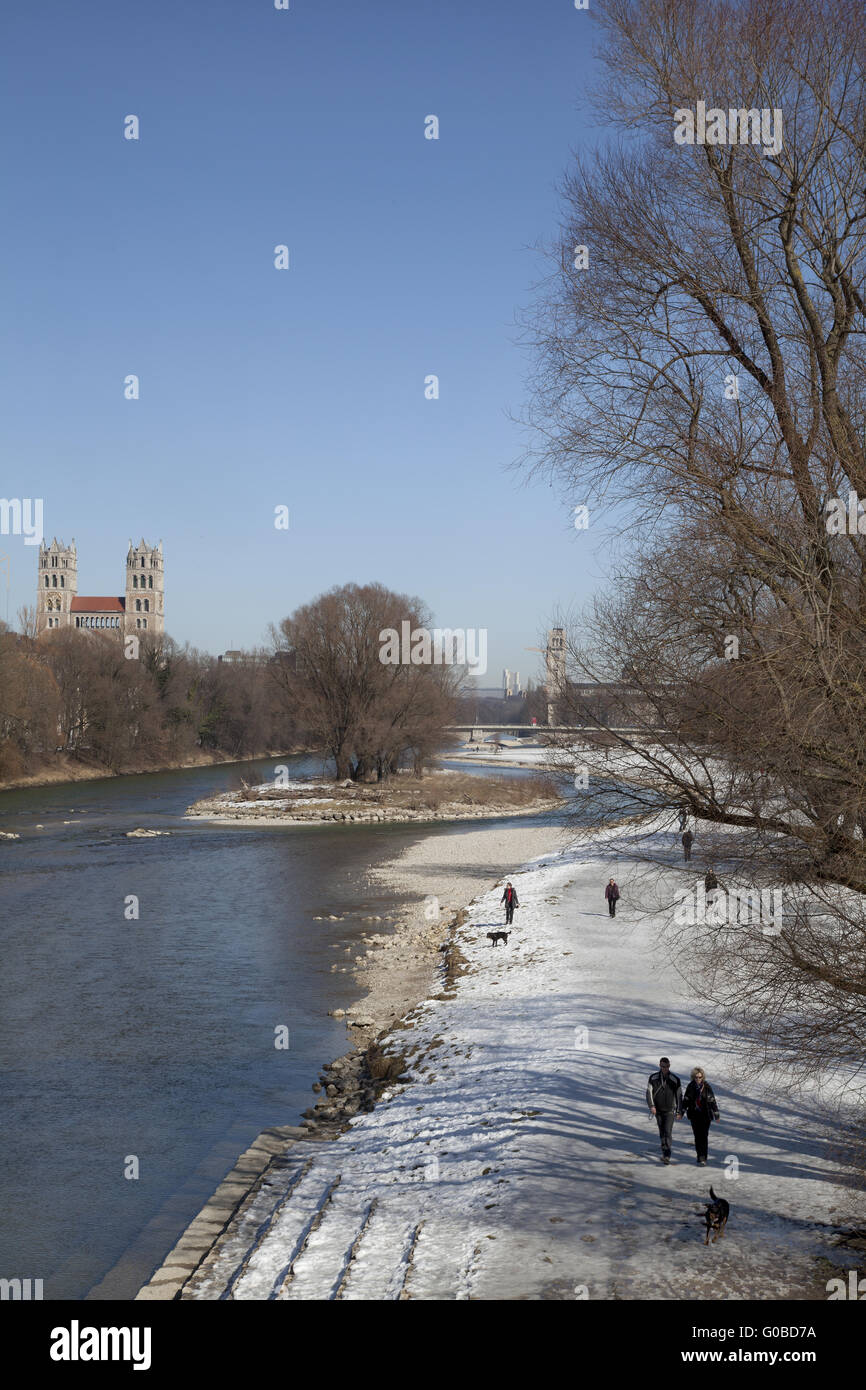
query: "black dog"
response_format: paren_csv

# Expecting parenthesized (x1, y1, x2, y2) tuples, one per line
(487, 931, 510, 947)
(704, 1186, 730, 1244)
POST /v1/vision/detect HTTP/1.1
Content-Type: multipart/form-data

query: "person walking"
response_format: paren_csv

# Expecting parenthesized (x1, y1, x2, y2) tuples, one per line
(681, 1066, 720, 1165)
(682, 829, 694, 862)
(604, 877, 620, 917)
(500, 881, 519, 926)
(646, 1057, 683, 1165)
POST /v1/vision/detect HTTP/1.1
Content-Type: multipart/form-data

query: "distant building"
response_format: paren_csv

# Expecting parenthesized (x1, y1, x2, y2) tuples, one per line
(545, 628, 566, 724)
(218, 649, 280, 668)
(37, 538, 165, 637)
(569, 680, 663, 729)
(473, 670, 523, 701)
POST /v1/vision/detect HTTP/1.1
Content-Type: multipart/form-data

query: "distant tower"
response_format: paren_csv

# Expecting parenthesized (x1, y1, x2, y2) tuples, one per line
(126, 539, 165, 636)
(545, 628, 566, 725)
(36, 537, 77, 633)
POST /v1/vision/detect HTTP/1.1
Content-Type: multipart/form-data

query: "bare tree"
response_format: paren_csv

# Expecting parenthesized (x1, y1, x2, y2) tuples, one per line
(0, 622, 61, 776)
(522, 0, 866, 1115)
(271, 582, 459, 781)
(17, 605, 38, 640)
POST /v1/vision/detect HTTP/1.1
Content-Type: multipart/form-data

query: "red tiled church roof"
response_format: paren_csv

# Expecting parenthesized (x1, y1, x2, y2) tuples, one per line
(70, 596, 126, 613)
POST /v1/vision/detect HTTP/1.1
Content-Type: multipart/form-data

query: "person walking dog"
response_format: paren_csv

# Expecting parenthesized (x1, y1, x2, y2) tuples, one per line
(500, 882, 519, 926)
(681, 1066, 720, 1165)
(605, 878, 620, 917)
(646, 1057, 683, 1164)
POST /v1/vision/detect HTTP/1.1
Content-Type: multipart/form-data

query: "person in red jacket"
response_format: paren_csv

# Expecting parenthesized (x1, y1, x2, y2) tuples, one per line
(605, 878, 620, 917)
(500, 882, 519, 925)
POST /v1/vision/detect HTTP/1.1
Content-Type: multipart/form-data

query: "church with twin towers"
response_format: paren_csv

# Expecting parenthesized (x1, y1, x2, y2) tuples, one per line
(36, 538, 165, 637)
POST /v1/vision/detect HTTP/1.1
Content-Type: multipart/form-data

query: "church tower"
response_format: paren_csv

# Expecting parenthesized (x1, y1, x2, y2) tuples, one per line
(545, 627, 566, 727)
(125, 539, 164, 636)
(36, 538, 77, 632)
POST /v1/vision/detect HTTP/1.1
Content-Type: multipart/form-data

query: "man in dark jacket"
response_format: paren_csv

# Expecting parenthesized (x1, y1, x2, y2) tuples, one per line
(681, 1067, 721, 1165)
(682, 829, 694, 862)
(604, 878, 620, 917)
(646, 1057, 683, 1164)
(500, 882, 519, 925)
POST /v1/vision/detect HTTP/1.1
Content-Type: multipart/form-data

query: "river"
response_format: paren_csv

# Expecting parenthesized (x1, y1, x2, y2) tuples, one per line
(0, 753, 578, 1301)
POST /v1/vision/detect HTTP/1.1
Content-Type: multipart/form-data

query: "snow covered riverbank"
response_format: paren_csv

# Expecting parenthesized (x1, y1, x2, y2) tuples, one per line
(138, 814, 861, 1301)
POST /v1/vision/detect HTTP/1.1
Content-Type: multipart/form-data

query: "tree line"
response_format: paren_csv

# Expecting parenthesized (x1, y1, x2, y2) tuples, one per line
(0, 581, 463, 783)
(0, 623, 285, 780)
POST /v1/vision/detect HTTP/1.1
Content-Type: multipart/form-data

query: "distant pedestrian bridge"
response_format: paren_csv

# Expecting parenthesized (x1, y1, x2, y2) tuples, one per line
(446, 724, 663, 737)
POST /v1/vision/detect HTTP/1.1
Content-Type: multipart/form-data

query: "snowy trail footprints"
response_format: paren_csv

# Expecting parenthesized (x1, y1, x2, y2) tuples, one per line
(182, 1152, 315, 1300)
(229, 1170, 341, 1298)
(313, 1196, 379, 1301)
(341, 1211, 419, 1300)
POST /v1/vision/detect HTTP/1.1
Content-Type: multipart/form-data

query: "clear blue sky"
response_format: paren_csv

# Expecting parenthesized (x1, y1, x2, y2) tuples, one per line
(0, 0, 613, 681)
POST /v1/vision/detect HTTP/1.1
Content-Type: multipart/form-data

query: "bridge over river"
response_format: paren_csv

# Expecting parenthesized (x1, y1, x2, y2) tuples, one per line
(446, 724, 667, 738)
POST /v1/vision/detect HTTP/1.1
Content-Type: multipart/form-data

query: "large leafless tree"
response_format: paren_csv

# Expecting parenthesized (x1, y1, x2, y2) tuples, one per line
(271, 582, 460, 782)
(524, 0, 866, 1098)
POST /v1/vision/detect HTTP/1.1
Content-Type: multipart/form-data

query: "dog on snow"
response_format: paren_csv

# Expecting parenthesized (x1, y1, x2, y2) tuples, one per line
(486, 930, 510, 947)
(704, 1186, 730, 1244)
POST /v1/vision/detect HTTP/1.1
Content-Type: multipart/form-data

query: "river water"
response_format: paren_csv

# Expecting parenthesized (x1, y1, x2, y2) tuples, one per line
(0, 754, 577, 1301)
